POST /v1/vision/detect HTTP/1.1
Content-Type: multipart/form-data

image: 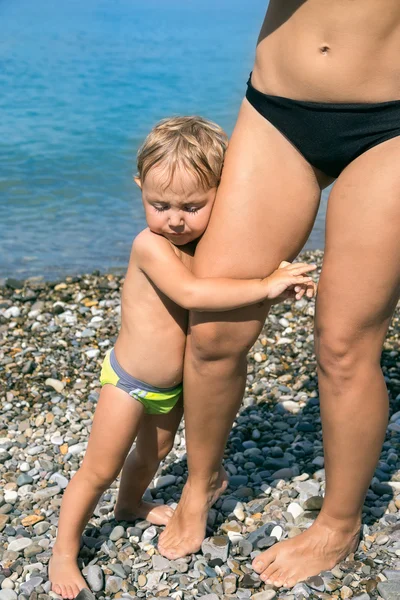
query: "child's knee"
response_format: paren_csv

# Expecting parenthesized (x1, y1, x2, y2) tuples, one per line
(79, 462, 119, 491)
(156, 435, 175, 462)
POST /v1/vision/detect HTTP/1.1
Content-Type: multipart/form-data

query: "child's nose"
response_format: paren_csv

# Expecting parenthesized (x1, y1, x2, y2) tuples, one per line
(169, 213, 184, 227)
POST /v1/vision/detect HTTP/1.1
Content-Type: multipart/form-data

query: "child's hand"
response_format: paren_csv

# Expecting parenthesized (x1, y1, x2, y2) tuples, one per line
(263, 261, 317, 301)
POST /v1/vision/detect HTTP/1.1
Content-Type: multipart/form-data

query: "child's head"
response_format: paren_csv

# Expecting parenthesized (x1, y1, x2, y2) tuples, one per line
(135, 116, 228, 245)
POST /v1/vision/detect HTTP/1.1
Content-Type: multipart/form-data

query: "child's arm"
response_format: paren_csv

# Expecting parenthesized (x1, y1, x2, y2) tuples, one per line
(133, 230, 316, 312)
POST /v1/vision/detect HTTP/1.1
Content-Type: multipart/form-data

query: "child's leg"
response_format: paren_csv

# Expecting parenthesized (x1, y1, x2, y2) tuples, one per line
(50, 385, 144, 599)
(115, 396, 183, 525)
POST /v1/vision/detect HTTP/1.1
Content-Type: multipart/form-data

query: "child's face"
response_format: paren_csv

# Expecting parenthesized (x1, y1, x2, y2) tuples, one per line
(136, 165, 217, 245)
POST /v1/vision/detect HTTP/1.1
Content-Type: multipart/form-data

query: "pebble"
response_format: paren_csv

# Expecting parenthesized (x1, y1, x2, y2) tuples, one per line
(0, 591, 17, 600)
(86, 565, 104, 592)
(8, 538, 32, 553)
(44, 378, 65, 393)
(152, 555, 170, 571)
(153, 474, 177, 488)
(251, 592, 277, 600)
(201, 536, 230, 562)
(109, 525, 125, 541)
(377, 582, 400, 600)
(105, 576, 122, 594)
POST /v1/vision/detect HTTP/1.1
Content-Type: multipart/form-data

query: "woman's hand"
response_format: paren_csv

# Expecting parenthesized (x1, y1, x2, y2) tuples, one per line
(264, 260, 317, 302)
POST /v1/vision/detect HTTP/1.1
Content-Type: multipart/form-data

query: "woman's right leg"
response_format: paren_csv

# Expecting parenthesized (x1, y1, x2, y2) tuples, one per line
(50, 385, 144, 599)
(159, 99, 329, 559)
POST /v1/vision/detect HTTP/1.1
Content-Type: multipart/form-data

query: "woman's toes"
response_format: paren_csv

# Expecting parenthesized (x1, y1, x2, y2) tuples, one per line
(272, 571, 288, 588)
(252, 549, 276, 573)
(260, 564, 278, 582)
(283, 574, 296, 588)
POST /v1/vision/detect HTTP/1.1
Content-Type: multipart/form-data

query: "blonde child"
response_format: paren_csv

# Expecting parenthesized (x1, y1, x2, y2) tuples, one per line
(49, 117, 315, 598)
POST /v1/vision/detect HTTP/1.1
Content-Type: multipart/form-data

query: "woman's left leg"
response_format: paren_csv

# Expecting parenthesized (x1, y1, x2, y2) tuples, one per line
(253, 136, 400, 587)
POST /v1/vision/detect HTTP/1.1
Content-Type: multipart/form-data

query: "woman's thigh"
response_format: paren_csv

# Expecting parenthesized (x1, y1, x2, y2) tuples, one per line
(190, 99, 325, 350)
(316, 136, 400, 367)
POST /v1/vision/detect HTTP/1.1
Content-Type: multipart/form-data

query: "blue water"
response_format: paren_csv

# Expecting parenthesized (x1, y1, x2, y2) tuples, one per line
(0, 0, 327, 279)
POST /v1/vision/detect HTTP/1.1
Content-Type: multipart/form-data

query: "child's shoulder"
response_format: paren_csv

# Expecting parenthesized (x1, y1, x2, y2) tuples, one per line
(130, 228, 182, 272)
(131, 228, 170, 257)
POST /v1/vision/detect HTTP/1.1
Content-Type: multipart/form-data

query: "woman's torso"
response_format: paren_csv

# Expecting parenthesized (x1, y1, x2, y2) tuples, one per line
(252, 0, 400, 102)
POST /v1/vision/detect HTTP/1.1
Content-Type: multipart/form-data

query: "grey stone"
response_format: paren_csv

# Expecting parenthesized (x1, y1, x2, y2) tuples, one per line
(105, 576, 122, 594)
(24, 543, 43, 558)
(86, 565, 104, 592)
(201, 536, 230, 562)
(75, 590, 96, 600)
(303, 496, 323, 511)
(145, 572, 162, 589)
(221, 497, 240, 514)
(229, 475, 249, 488)
(0, 591, 17, 600)
(291, 583, 311, 597)
(305, 575, 325, 592)
(8, 538, 32, 553)
(270, 467, 299, 480)
(142, 525, 157, 541)
(49, 473, 69, 489)
(19, 578, 43, 596)
(109, 525, 125, 541)
(247, 524, 272, 544)
(152, 555, 170, 571)
(33, 486, 61, 501)
(153, 474, 176, 489)
(33, 522, 50, 535)
(109, 564, 126, 579)
(238, 539, 253, 556)
(16, 474, 33, 487)
(256, 536, 276, 549)
(251, 591, 277, 600)
(377, 582, 400, 600)
(383, 570, 400, 582)
(45, 378, 65, 393)
(223, 574, 237, 594)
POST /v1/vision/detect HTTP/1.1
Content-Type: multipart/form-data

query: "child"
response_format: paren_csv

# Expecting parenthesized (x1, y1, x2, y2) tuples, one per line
(50, 116, 315, 598)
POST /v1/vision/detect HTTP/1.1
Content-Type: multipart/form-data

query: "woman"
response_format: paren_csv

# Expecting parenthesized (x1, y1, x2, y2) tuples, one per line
(158, 0, 400, 588)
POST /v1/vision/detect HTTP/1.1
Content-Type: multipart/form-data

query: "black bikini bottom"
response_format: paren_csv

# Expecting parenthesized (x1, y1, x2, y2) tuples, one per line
(246, 75, 400, 178)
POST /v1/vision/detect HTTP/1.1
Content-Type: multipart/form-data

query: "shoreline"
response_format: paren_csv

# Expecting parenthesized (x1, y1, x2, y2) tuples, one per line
(1, 249, 400, 599)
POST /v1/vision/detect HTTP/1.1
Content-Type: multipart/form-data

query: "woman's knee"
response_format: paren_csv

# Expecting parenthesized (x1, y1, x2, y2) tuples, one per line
(315, 321, 382, 386)
(189, 317, 262, 364)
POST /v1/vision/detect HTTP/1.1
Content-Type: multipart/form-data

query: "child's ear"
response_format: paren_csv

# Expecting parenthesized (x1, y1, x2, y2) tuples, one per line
(134, 176, 142, 189)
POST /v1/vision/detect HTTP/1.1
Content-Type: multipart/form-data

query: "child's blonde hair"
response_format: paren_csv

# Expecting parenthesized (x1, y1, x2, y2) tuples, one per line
(137, 116, 228, 190)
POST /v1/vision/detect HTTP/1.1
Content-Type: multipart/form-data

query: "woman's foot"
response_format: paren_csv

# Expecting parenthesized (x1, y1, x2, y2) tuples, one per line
(115, 500, 174, 526)
(49, 550, 88, 599)
(252, 512, 361, 588)
(158, 467, 229, 559)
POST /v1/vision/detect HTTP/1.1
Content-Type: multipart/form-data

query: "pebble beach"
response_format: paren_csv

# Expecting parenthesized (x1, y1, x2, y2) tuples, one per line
(1, 249, 400, 600)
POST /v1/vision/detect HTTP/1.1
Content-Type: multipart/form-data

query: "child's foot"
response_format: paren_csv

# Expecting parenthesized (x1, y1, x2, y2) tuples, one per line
(49, 551, 88, 599)
(115, 501, 174, 526)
